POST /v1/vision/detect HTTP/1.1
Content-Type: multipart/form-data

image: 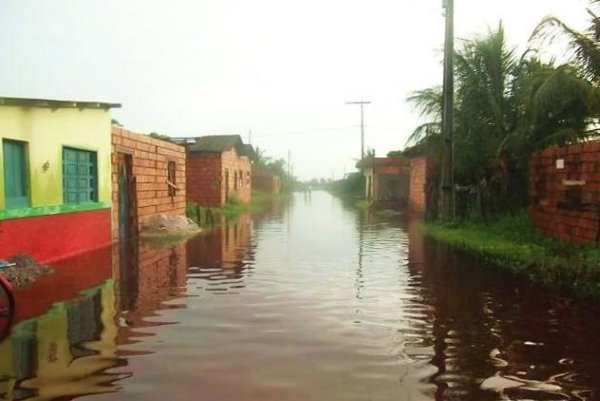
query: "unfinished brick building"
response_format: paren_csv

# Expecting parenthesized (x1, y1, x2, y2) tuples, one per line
(111, 126, 186, 240)
(530, 140, 600, 244)
(358, 157, 411, 207)
(185, 135, 253, 207)
(252, 168, 281, 194)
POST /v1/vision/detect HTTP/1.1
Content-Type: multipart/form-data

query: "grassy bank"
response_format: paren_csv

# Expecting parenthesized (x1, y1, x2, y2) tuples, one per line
(187, 190, 290, 226)
(424, 212, 600, 300)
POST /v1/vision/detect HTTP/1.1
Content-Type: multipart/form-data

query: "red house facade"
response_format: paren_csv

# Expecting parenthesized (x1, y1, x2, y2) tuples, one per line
(185, 136, 253, 207)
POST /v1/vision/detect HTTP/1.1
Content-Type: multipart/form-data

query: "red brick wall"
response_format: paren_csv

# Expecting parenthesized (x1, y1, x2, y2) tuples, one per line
(111, 127, 186, 240)
(187, 152, 222, 206)
(252, 169, 281, 193)
(530, 141, 600, 244)
(222, 149, 252, 204)
(187, 148, 251, 206)
(409, 157, 427, 213)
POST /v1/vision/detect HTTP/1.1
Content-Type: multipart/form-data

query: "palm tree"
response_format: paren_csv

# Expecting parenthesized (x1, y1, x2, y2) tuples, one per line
(531, 1, 600, 84)
(408, 23, 590, 216)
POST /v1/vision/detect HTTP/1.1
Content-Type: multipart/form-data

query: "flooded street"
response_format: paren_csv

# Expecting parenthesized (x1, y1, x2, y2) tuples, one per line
(1, 191, 599, 401)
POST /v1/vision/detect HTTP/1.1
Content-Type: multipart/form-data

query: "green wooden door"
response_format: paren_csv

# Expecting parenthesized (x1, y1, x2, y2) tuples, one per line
(63, 148, 98, 204)
(2, 140, 29, 209)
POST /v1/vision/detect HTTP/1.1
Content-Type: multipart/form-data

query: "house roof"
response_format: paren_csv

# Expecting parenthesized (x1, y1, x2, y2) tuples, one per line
(0, 96, 121, 109)
(187, 135, 254, 157)
(356, 157, 410, 169)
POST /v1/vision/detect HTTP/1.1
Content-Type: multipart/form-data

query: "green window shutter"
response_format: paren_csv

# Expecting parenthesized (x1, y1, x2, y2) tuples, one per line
(63, 147, 98, 204)
(2, 140, 29, 209)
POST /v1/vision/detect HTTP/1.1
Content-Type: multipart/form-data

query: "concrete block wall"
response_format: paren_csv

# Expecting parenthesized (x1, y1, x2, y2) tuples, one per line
(111, 126, 186, 240)
(530, 141, 600, 244)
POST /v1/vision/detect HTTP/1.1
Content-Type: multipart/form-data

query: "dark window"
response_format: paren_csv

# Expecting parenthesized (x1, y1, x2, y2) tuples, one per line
(167, 161, 176, 197)
(63, 147, 98, 204)
(2, 139, 29, 209)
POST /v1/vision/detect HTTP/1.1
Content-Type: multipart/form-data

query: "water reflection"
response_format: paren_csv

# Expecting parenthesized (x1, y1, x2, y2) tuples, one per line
(0, 239, 189, 401)
(0, 192, 598, 401)
(187, 214, 254, 292)
(0, 281, 123, 400)
(409, 222, 600, 400)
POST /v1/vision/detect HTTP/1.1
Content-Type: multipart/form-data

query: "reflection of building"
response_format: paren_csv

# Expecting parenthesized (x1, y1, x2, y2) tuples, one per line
(187, 215, 252, 279)
(184, 135, 254, 206)
(0, 97, 120, 263)
(112, 241, 188, 315)
(111, 126, 187, 240)
(0, 281, 123, 400)
(13, 246, 113, 323)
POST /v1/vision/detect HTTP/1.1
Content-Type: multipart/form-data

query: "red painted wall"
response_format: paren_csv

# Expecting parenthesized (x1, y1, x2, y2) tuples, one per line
(0, 209, 112, 263)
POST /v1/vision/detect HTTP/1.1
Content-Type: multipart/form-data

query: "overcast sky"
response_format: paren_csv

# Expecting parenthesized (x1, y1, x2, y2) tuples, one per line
(0, 0, 590, 179)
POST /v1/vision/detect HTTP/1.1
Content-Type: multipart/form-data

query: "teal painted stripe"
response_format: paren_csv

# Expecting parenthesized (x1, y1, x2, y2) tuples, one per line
(0, 201, 111, 221)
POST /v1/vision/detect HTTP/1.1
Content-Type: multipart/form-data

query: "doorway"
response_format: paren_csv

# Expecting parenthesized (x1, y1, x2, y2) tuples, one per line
(117, 153, 137, 239)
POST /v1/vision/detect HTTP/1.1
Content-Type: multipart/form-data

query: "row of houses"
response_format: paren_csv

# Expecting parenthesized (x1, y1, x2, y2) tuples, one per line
(0, 96, 280, 264)
(358, 143, 600, 246)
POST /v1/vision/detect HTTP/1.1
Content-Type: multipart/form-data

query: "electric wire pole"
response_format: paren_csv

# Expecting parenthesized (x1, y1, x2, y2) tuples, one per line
(441, 0, 455, 220)
(346, 100, 371, 160)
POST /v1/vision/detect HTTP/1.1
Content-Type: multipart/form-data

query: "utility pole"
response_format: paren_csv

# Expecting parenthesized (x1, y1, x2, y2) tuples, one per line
(441, 0, 455, 220)
(346, 100, 371, 160)
(287, 150, 291, 177)
(248, 130, 252, 145)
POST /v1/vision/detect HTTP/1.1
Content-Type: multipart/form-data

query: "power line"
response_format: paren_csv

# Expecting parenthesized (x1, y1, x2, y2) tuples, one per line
(251, 126, 358, 138)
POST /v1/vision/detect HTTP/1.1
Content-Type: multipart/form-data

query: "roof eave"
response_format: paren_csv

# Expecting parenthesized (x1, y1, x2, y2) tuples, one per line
(0, 97, 121, 110)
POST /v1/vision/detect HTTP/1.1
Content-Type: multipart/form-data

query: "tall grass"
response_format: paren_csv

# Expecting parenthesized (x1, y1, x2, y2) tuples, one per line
(425, 211, 600, 299)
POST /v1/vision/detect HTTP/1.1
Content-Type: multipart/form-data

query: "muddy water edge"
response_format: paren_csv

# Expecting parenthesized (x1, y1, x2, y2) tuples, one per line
(0, 191, 599, 401)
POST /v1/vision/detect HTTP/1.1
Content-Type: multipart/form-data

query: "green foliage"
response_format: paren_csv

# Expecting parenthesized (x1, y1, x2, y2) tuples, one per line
(425, 211, 600, 299)
(409, 23, 592, 217)
(329, 172, 365, 199)
(148, 132, 173, 143)
(253, 147, 296, 192)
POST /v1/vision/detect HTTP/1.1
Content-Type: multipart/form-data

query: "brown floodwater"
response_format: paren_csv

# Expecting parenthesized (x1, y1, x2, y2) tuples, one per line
(1, 191, 599, 400)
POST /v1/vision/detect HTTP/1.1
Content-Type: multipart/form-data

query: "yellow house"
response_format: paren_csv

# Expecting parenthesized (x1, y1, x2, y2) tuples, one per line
(0, 97, 120, 263)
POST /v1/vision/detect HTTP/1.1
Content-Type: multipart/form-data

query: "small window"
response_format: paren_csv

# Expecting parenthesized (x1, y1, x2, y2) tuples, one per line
(2, 139, 29, 209)
(167, 161, 177, 197)
(234, 170, 238, 190)
(63, 147, 98, 204)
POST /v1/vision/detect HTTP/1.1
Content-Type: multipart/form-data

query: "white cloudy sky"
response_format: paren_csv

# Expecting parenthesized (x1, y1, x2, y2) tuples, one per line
(0, 0, 590, 179)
